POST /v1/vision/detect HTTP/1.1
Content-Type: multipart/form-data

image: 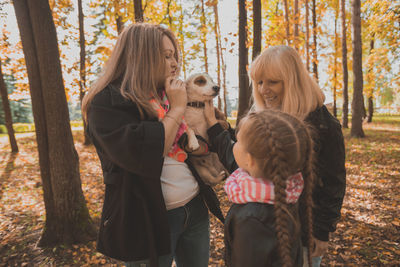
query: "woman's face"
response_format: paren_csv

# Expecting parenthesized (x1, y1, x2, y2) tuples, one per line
(161, 35, 178, 82)
(256, 74, 284, 109)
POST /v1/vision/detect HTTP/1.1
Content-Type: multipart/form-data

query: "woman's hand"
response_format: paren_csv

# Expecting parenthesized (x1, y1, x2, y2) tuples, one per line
(204, 100, 218, 127)
(165, 77, 187, 113)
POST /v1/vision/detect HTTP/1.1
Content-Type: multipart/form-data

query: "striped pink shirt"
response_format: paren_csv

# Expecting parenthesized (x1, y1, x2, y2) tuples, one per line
(224, 168, 304, 204)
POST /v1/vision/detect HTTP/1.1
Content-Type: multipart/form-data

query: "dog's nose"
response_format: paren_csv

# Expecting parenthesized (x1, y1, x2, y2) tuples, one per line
(212, 86, 220, 93)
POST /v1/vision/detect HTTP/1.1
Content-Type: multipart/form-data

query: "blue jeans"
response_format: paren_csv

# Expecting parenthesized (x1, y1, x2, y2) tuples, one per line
(125, 194, 210, 267)
(303, 247, 323, 267)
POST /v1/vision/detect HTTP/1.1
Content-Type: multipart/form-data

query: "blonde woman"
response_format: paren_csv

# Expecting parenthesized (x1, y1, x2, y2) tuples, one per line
(205, 45, 346, 267)
(83, 23, 223, 267)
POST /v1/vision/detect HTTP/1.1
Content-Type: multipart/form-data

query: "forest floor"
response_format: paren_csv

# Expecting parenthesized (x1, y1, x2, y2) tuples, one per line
(0, 118, 399, 266)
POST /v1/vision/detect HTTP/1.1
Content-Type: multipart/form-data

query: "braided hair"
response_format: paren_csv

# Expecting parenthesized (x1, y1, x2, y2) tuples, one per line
(238, 109, 315, 267)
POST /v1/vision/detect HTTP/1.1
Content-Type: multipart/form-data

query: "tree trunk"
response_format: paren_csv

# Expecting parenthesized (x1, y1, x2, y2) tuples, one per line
(237, 0, 250, 123)
(312, 0, 318, 82)
(253, 0, 261, 59)
(116, 15, 124, 34)
(166, 0, 173, 28)
(305, 0, 310, 71)
(200, 0, 208, 73)
(294, 0, 299, 50)
(0, 61, 18, 153)
(367, 96, 373, 123)
(341, 0, 348, 128)
(217, 11, 228, 116)
(333, 1, 338, 118)
(283, 0, 291, 45)
(114, 0, 124, 34)
(78, 0, 90, 145)
(212, 2, 222, 110)
(178, 2, 187, 79)
(366, 38, 375, 123)
(13, 0, 96, 246)
(134, 0, 143, 23)
(351, 0, 365, 137)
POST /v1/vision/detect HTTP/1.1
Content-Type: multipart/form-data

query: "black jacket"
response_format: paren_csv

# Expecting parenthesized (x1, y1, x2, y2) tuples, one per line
(87, 84, 223, 265)
(225, 202, 303, 267)
(303, 105, 346, 241)
(207, 105, 346, 242)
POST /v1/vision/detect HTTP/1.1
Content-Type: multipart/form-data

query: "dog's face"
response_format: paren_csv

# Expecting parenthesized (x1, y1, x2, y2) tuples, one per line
(185, 73, 220, 102)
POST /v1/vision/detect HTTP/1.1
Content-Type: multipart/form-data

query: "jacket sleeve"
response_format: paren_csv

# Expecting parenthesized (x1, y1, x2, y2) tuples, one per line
(207, 123, 238, 173)
(227, 216, 276, 267)
(87, 89, 165, 178)
(312, 116, 346, 241)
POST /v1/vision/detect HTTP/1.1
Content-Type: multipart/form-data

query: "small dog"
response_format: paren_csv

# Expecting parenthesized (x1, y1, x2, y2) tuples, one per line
(183, 73, 229, 185)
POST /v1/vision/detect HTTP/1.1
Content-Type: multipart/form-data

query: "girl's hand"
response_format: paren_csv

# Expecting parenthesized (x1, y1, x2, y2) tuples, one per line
(204, 100, 218, 127)
(165, 77, 187, 112)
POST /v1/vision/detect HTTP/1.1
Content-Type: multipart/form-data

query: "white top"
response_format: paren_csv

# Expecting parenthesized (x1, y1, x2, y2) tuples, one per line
(160, 157, 200, 210)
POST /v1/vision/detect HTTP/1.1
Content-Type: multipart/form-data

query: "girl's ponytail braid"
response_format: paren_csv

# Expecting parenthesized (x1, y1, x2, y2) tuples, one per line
(265, 122, 293, 267)
(300, 126, 316, 267)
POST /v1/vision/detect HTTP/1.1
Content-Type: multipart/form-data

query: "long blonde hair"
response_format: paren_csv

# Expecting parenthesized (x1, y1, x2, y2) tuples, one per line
(249, 45, 325, 120)
(82, 23, 180, 121)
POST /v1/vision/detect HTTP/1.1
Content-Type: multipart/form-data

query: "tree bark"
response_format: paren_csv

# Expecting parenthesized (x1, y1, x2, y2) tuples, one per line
(367, 38, 375, 123)
(294, 0, 299, 50)
(178, 2, 186, 79)
(283, 0, 291, 45)
(237, 0, 250, 123)
(351, 0, 365, 137)
(13, 0, 96, 246)
(114, 0, 124, 34)
(367, 96, 373, 122)
(200, 0, 208, 73)
(134, 0, 143, 23)
(166, 0, 173, 27)
(0, 61, 18, 152)
(78, 0, 90, 145)
(217, 7, 228, 116)
(212, 2, 222, 110)
(253, 0, 262, 59)
(312, 0, 318, 82)
(333, 1, 338, 118)
(305, 0, 310, 71)
(341, 0, 349, 128)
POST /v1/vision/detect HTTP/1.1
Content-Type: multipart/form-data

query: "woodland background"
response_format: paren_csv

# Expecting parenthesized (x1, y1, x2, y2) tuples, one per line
(0, 0, 399, 266)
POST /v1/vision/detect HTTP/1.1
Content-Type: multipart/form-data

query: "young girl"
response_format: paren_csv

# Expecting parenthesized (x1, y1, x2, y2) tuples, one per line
(223, 110, 315, 267)
(205, 45, 345, 267)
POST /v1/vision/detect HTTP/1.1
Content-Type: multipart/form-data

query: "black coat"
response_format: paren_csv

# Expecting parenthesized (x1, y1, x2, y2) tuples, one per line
(303, 105, 346, 242)
(87, 84, 223, 264)
(207, 105, 346, 242)
(224, 202, 303, 267)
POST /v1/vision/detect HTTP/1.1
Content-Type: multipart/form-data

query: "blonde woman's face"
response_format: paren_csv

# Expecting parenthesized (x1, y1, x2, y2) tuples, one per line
(162, 36, 178, 81)
(256, 74, 284, 109)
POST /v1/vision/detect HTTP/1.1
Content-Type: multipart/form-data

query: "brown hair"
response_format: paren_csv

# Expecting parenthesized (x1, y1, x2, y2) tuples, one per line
(82, 23, 180, 121)
(249, 45, 325, 120)
(238, 109, 315, 267)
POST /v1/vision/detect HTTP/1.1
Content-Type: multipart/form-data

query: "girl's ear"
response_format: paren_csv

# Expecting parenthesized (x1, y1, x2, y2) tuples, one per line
(246, 152, 259, 177)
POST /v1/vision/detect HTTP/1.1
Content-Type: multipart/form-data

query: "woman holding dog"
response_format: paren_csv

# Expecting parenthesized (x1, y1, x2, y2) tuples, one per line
(82, 23, 222, 267)
(205, 45, 346, 267)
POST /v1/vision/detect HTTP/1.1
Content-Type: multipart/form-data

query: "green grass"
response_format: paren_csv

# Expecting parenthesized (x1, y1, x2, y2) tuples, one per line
(371, 114, 400, 124)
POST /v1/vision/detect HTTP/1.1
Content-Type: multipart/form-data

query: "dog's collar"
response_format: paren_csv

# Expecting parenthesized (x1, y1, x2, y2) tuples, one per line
(187, 101, 205, 108)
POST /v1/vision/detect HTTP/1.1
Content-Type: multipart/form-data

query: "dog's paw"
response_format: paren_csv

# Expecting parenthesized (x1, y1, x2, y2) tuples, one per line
(188, 138, 200, 151)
